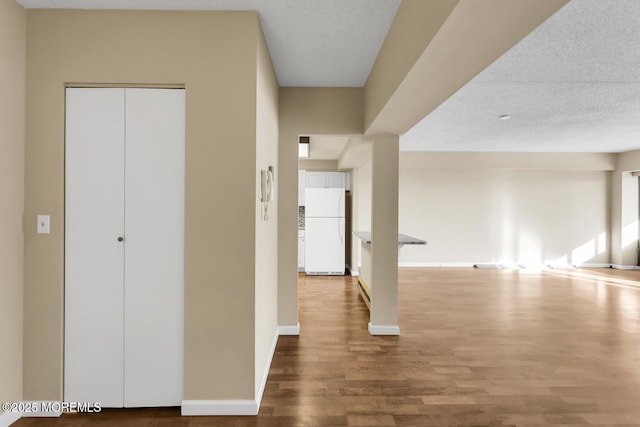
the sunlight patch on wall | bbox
[621,220,638,248]
[517,232,542,267]
[571,239,596,266]
[597,232,607,255]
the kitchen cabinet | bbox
[65,88,184,408]
[298,230,305,270]
[305,171,349,190]
[325,172,347,189]
[305,171,324,188]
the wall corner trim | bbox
[278,323,300,336]
[0,410,22,427]
[368,323,400,336]
[256,329,279,410]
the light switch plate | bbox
[37,215,50,234]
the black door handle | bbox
[117,236,124,242]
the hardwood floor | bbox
[14,268,640,426]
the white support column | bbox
[369,134,399,335]
[611,171,640,269]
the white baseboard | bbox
[398,262,474,268]
[347,265,359,276]
[278,323,300,336]
[398,262,620,270]
[255,329,278,412]
[0,411,22,427]
[546,263,577,270]
[579,263,612,268]
[611,264,640,270]
[368,322,400,336]
[181,399,257,416]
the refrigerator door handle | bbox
[339,191,344,218]
[339,218,344,245]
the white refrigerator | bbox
[304,188,345,275]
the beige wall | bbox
[356,153,613,268]
[278,88,363,327]
[298,159,339,171]
[618,150,640,171]
[254,24,279,395]
[0,0,26,412]
[25,10,265,401]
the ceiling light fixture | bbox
[298,136,310,158]
[499,114,511,120]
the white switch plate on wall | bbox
[37,215,50,234]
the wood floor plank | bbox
[13,268,640,426]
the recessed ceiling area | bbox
[16,0,401,88]
[401,0,640,153]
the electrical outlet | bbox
[37,215,50,234]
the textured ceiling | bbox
[16,0,400,87]
[401,0,640,153]
[20,0,635,155]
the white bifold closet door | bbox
[65,88,185,408]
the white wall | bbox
[354,153,615,268]
[399,168,610,267]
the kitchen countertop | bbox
[353,231,426,245]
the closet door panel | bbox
[123,88,185,407]
[64,88,126,407]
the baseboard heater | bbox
[357,278,371,310]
